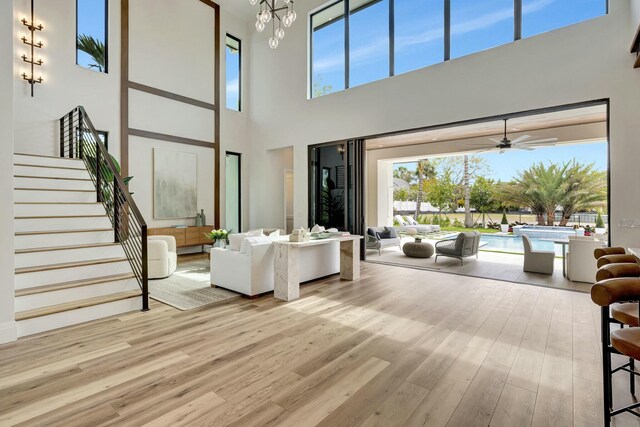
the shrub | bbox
[418,214,432,224]
[501,211,509,225]
[440,217,451,227]
[453,219,463,228]
[595,211,605,229]
[393,218,401,226]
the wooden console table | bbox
[148,226,213,248]
[272,235,363,301]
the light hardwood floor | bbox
[0,262,638,426]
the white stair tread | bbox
[14,175,92,181]
[15,214,107,219]
[15,152,83,160]
[15,188,94,192]
[16,228,113,236]
[14,163,87,171]
[15,242,119,254]
[15,257,128,274]
[15,290,142,321]
[15,273,136,296]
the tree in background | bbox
[436,156,490,228]
[425,169,456,219]
[470,176,500,228]
[414,159,436,219]
[312,76,333,97]
[558,161,607,226]
[499,160,606,226]
[77,34,106,72]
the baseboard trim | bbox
[0,320,18,344]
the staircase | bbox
[13,152,143,337]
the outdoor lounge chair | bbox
[366,227,401,255]
[435,231,481,265]
[394,215,441,234]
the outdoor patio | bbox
[366,235,588,293]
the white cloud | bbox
[226,78,239,96]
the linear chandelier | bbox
[250,0,296,49]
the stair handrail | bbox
[59,106,149,311]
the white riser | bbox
[15,278,140,312]
[14,154,85,169]
[17,296,142,337]
[14,165,91,179]
[15,216,111,232]
[16,260,133,289]
[14,177,95,191]
[15,230,114,250]
[16,245,125,269]
[14,203,105,217]
[15,189,96,203]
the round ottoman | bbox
[402,242,434,258]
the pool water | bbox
[480,234,562,256]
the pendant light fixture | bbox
[250,0,296,49]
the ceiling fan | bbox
[479,119,558,154]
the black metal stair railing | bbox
[59,106,149,311]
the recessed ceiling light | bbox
[378,144,383,147]
[511,128,520,131]
[432,138,438,141]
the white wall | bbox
[13,0,121,158]
[129,137,215,227]
[250,146,294,229]
[220,9,252,232]
[0,0,17,344]
[128,0,217,228]
[248,0,640,249]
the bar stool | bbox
[595,247,639,268]
[591,277,640,425]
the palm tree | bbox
[558,161,606,226]
[414,159,435,220]
[77,34,106,72]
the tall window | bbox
[451,0,513,59]
[394,0,444,75]
[310,0,606,97]
[349,0,389,88]
[225,152,242,233]
[311,1,345,98]
[522,0,607,38]
[76,0,108,73]
[226,35,241,111]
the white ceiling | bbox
[366,105,607,150]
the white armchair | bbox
[566,236,602,283]
[522,235,555,275]
[148,235,177,279]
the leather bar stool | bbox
[595,247,639,269]
[591,277,640,425]
[594,248,640,328]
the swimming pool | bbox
[480,234,562,256]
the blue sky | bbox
[226,41,241,111]
[76,0,107,71]
[312,0,605,95]
[394,141,608,182]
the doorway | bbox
[225,152,241,233]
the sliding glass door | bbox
[225,152,241,233]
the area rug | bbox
[150,258,239,310]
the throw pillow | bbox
[247,229,263,237]
[228,233,247,251]
[384,226,397,238]
[240,235,272,254]
[269,229,282,241]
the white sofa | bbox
[566,236,602,283]
[148,235,178,279]
[210,237,340,297]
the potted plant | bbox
[205,229,230,248]
[595,211,606,234]
[500,211,509,233]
